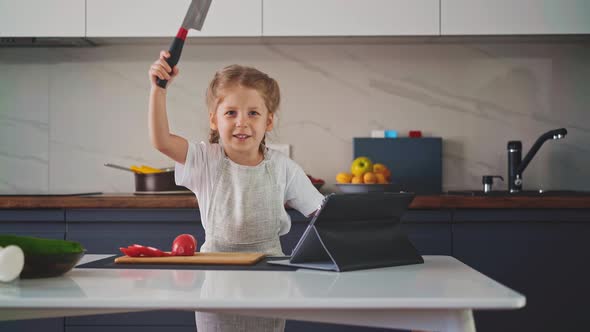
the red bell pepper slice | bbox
[119,247,131,256]
[145,246,170,257]
[120,246,141,257]
[131,244,170,257]
[130,244,152,256]
[120,244,171,257]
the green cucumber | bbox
[0,234,84,255]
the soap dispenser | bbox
[482,175,504,193]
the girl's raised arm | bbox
[148,51,188,164]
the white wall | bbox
[1,40,589,193]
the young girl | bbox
[148,51,325,332]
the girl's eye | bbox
[225,110,236,116]
[248,111,260,116]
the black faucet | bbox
[507,128,567,192]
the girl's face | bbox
[210,85,274,161]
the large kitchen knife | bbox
[156,0,213,89]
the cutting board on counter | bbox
[114,252,266,265]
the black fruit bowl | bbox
[20,250,86,279]
[335,183,398,193]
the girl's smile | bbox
[232,133,252,141]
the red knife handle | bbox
[156,28,188,89]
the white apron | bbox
[196,154,286,332]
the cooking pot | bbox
[105,164,190,194]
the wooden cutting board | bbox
[114,252,266,265]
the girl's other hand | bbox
[149,50,180,89]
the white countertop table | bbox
[0,255,525,332]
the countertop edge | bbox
[1,194,590,209]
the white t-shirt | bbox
[175,141,325,236]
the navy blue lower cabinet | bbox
[286,320,402,332]
[65,311,195,328]
[65,327,195,332]
[0,209,65,239]
[401,210,452,255]
[0,209,66,332]
[453,209,590,332]
[65,208,204,253]
[1,318,64,332]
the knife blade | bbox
[156,0,213,89]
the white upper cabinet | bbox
[441,0,590,35]
[87,0,262,37]
[0,0,85,37]
[263,0,439,36]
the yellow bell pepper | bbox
[130,165,144,174]
[139,165,164,173]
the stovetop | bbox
[0,191,103,197]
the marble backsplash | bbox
[1,39,589,194]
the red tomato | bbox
[171,234,197,256]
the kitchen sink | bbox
[446,190,590,197]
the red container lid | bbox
[409,130,422,138]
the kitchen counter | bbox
[0,193,198,209]
[1,192,590,209]
[0,254,525,332]
[1,197,587,331]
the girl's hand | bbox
[149,50,179,89]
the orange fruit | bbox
[363,172,377,184]
[375,173,388,184]
[336,172,353,184]
[351,175,364,184]
[373,163,391,180]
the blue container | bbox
[384,130,398,138]
[353,137,442,194]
